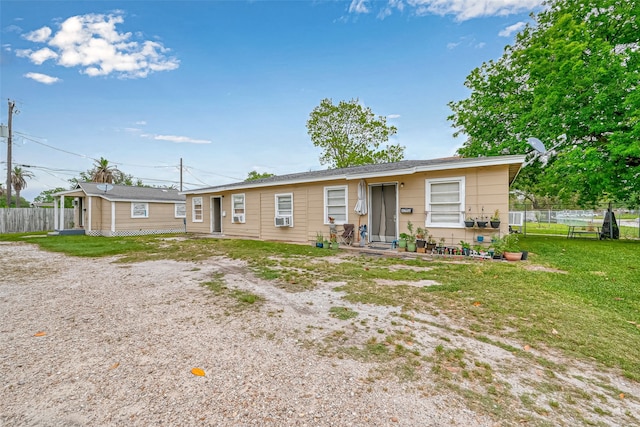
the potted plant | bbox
[405,221,417,252]
[464,217,475,227]
[415,227,427,250]
[426,235,437,252]
[490,209,501,229]
[459,240,471,256]
[316,232,324,248]
[498,234,522,261]
[476,214,488,228]
[330,235,339,250]
[398,233,409,251]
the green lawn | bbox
[3,232,639,381]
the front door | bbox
[211,197,222,233]
[369,184,397,242]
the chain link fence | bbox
[508,203,640,239]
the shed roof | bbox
[183,155,526,195]
[56,183,185,203]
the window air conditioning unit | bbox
[232,215,244,223]
[274,216,292,227]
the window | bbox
[175,203,186,218]
[324,185,348,224]
[192,197,203,222]
[232,194,245,223]
[426,177,465,227]
[131,202,149,218]
[274,193,293,227]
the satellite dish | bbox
[96,183,113,193]
[527,137,547,154]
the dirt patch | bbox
[1,243,637,426]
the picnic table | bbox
[567,225,601,239]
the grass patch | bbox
[329,306,358,320]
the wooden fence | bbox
[0,208,74,234]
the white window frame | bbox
[192,197,203,222]
[231,193,246,224]
[324,185,348,225]
[175,203,186,218]
[131,202,149,219]
[275,192,293,227]
[425,177,465,228]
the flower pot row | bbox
[465,220,501,229]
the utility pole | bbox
[6,100,15,208]
[180,157,183,192]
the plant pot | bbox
[398,239,407,248]
[476,221,488,228]
[490,221,501,229]
[416,239,426,248]
[520,250,528,260]
[462,248,470,256]
[407,242,417,252]
[465,220,475,227]
[426,243,436,251]
[331,242,339,250]
[476,236,484,242]
[503,251,523,261]
[323,241,330,249]
[316,242,323,248]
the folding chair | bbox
[339,224,355,246]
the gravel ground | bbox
[1,242,638,426]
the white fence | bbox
[0,208,74,233]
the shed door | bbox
[370,184,397,242]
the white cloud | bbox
[360,0,544,21]
[5,24,23,34]
[135,121,147,125]
[349,0,370,14]
[388,114,401,119]
[22,26,52,42]
[447,41,461,49]
[499,21,526,37]
[141,134,211,144]
[24,72,61,84]
[17,13,179,79]
[28,47,58,64]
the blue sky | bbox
[1,0,543,201]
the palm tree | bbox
[90,157,116,183]
[11,166,34,207]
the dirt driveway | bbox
[1,242,638,426]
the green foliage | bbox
[245,170,275,181]
[70,157,143,186]
[33,187,74,207]
[306,98,404,168]
[448,0,640,206]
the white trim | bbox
[231,193,246,224]
[274,192,293,227]
[324,185,348,225]
[87,197,92,232]
[131,202,149,218]
[111,202,116,232]
[192,196,203,222]
[60,196,65,229]
[425,176,465,228]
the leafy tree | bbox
[245,171,275,181]
[11,166,34,207]
[448,0,640,206]
[33,187,74,208]
[70,157,143,186]
[307,98,404,169]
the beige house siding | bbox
[184,160,519,247]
